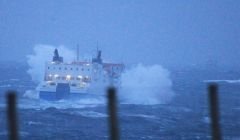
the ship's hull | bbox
[39,91,62,101]
[39,91,104,101]
[38,83,104,101]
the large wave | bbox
[120,64,174,105]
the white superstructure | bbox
[37,49,124,100]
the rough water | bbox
[0,63,240,140]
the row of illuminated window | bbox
[47,66,91,71]
[47,82,87,87]
[46,75,91,81]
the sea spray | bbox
[120,64,174,105]
[27,44,75,83]
[23,90,39,99]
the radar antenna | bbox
[76,44,79,61]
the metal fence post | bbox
[208,84,222,140]
[6,91,18,140]
[107,87,120,140]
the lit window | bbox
[54,74,59,78]
[66,75,71,80]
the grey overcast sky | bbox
[0,0,240,69]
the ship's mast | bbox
[97,41,99,52]
[76,44,79,61]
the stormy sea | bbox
[0,62,240,140]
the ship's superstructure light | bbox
[54,74,59,78]
[77,75,83,79]
[66,75,71,80]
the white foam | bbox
[70,111,107,118]
[202,116,210,124]
[27,121,42,125]
[19,97,105,110]
[124,114,157,119]
[120,64,174,105]
[0,84,11,88]
[23,90,39,99]
[204,80,240,83]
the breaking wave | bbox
[120,64,174,105]
[204,79,240,84]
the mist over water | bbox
[25,45,174,105]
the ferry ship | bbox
[37,48,124,100]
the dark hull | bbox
[39,83,104,101]
[39,91,103,101]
